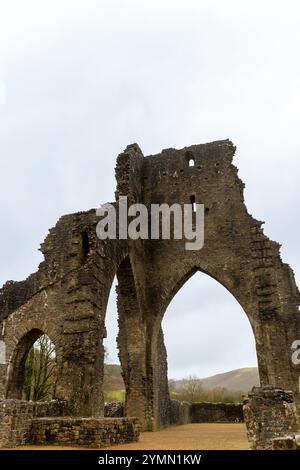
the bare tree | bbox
[169,378,243,403]
[24,334,56,401]
[180,375,203,402]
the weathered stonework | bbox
[0,399,67,447]
[105,400,244,425]
[243,386,299,449]
[104,401,124,418]
[29,417,139,448]
[0,140,299,443]
[169,400,191,426]
[0,399,139,448]
[190,402,243,423]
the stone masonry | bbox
[243,386,299,449]
[190,402,243,423]
[0,140,299,444]
[29,417,139,448]
[0,399,139,448]
[0,399,67,447]
[108,400,244,424]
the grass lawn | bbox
[105,389,125,401]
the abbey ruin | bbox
[0,140,299,448]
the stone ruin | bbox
[0,140,299,448]
[243,386,299,449]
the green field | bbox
[105,389,125,401]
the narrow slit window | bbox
[185,150,195,167]
[81,231,90,262]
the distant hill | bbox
[200,367,259,393]
[104,364,260,395]
[104,364,124,391]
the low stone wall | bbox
[104,400,243,426]
[168,400,243,425]
[32,400,68,417]
[0,399,35,447]
[29,417,139,448]
[169,400,190,425]
[104,401,124,418]
[0,399,139,448]
[243,386,299,450]
[0,399,67,447]
[190,402,243,423]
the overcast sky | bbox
[1,1,300,379]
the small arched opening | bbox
[6,329,57,401]
[185,150,195,168]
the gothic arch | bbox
[149,264,260,428]
[6,328,56,399]
[158,264,254,325]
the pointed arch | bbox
[162,270,258,379]
[161,264,252,322]
[6,328,56,400]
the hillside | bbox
[104,364,124,390]
[201,367,259,392]
[104,364,260,395]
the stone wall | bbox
[29,417,139,448]
[104,399,243,426]
[0,399,139,448]
[169,401,243,425]
[104,401,124,417]
[33,400,68,417]
[0,400,35,447]
[169,400,191,425]
[0,399,67,447]
[243,387,299,450]
[190,402,244,423]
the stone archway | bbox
[149,266,259,428]
[118,140,300,429]
[0,140,299,435]
[145,243,300,428]
[6,328,55,400]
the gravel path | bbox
[103,423,249,450]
